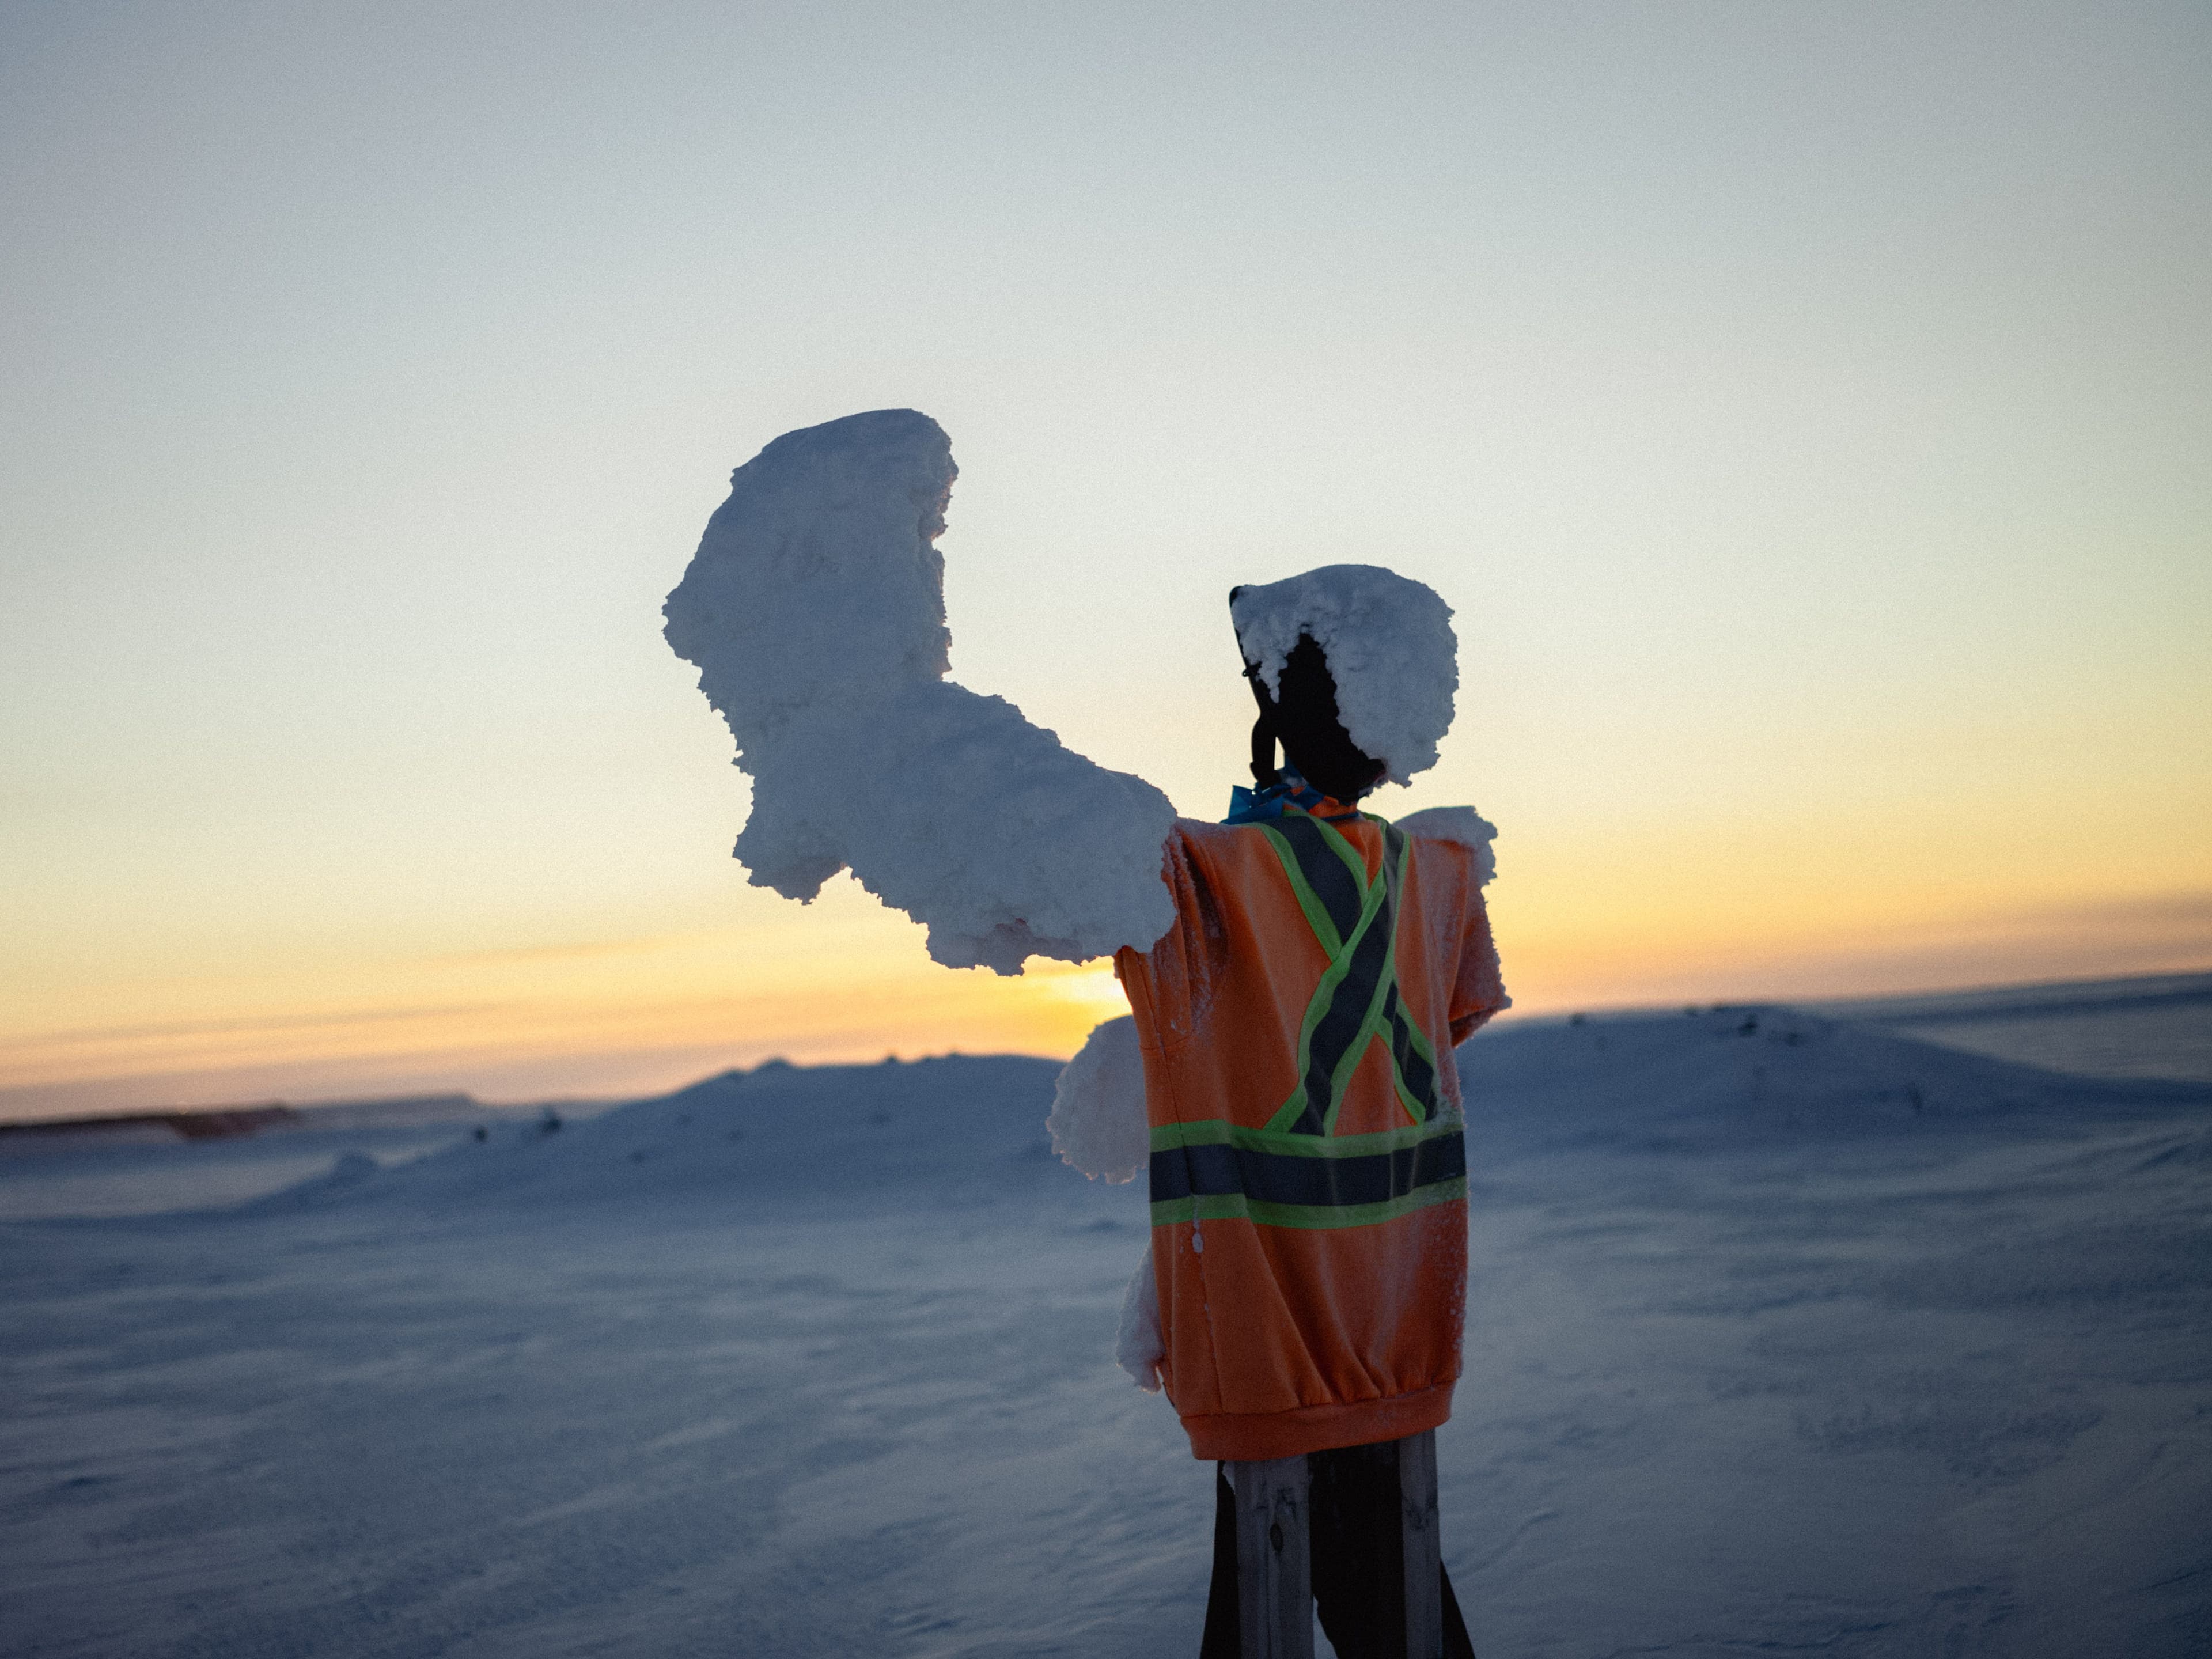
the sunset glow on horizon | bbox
[3,3,2206,1120]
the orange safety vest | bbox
[1116,799,1506,1461]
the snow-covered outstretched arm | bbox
[663,410,1176,974]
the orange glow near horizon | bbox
[7,865,2206,1122]
[6,661,2207,1123]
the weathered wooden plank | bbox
[1399,1429,1443,1659]
[1229,1453,1314,1659]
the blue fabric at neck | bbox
[1223,769,1331,824]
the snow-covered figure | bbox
[666,412,1504,1657]
[1102,570,1505,1658]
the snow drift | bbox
[663,410,1177,973]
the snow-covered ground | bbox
[4,994,2208,1657]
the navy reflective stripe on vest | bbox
[1269,814,1364,944]
[1262,813,1442,1134]
[1150,1129,1465,1210]
[1380,982,1439,1118]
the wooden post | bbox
[1399,1429,1443,1659]
[1228,1454,1313,1659]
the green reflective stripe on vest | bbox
[1256,810,1444,1136]
[1150,1115,1461,1157]
[1383,981,1443,1125]
[1263,817,1393,1135]
[1150,1179,1467,1232]
[1256,818,1360,957]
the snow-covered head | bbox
[1229,564,1459,790]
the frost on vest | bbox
[662,408,1179,974]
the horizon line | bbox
[7,963,2203,1130]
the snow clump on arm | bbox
[1046,1014,1148,1183]
[663,410,1177,974]
[1396,805,1499,887]
[1115,1243,1165,1392]
[1050,1017,1162,1392]
[1229,565,1458,785]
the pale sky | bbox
[3,1,2207,1118]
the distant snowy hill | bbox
[255,1005,2205,1215]
[253,1052,1067,1213]
[1459,1002,2206,1149]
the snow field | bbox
[3,1012,2208,1657]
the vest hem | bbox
[1178,1380,1456,1461]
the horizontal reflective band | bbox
[1150,1127,1464,1213]
[1150,1179,1467,1232]
[1151,1118,1459,1157]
